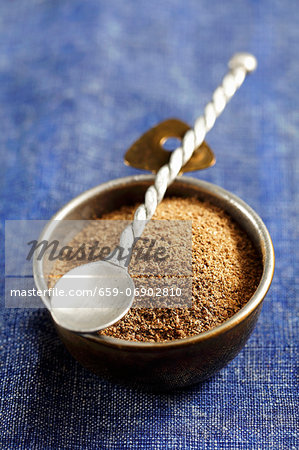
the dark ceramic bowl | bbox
[34,175,274,390]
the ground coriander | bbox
[49,197,262,342]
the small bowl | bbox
[34,175,274,390]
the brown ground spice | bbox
[49,197,262,342]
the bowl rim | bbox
[34,175,275,349]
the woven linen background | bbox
[0,0,298,448]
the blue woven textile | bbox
[1,0,298,448]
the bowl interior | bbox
[34,175,274,346]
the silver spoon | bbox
[51,53,257,332]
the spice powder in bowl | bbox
[49,197,262,343]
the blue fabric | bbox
[1,0,298,448]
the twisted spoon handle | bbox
[116,53,257,262]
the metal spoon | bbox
[51,53,257,333]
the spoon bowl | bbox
[51,260,135,333]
